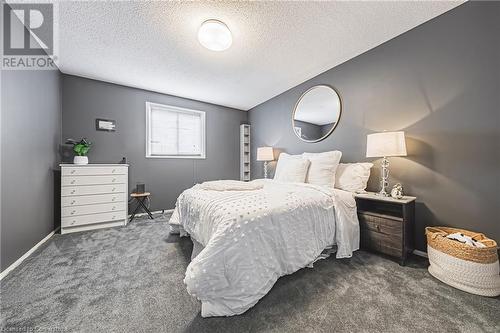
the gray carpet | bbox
[1,214,498,333]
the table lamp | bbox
[366,131,407,196]
[256,147,274,179]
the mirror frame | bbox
[291,84,342,143]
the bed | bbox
[168,178,360,317]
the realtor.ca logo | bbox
[2,3,57,69]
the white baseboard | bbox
[413,249,428,258]
[0,227,59,280]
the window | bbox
[146,102,206,159]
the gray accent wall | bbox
[249,2,500,251]
[61,75,247,212]
[1,69,62,271]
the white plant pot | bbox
[73,156,89,165]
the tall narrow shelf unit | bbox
[240,124,251,181]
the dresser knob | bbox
[71,180,75,184]
[71,210,76,215]
[112,188,116,191]
[112,206,116,210]
[71,220,76,225]
[112,215,116,219]
[71,190,75,194]
[111,197,116,201]
[111,178,116,182]
[70,170,75,174]
[112,169,116,173]
[71,200,75,205]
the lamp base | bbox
[263,161,269,179]
[379,157,390,196]
[377,189,390,197]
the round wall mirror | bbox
[292,85,342,142]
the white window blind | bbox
[146,102,206,158]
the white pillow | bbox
[335,163,373,192]
[302,151,342,187]
[274,153,311,183]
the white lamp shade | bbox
[256,147,274,161]
[366,131,407,158]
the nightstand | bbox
[354,192,416,266]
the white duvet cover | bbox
[169,179,359,317]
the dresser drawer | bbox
[62,175,127,187]
[62,202,126,217]
[62,193,124,207]
[358,212,402,236]
[62,184,126,196]
[62,166,127,176]
[62,211,126,228]
[361,230,402,258]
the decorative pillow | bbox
[302,151,342,187]
[335,163,373,192]
[274,153,311,183]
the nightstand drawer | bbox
[358,212,402,236]
[361,230,402,258]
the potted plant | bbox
[66,138,92,165]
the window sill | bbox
[145,154,206,159]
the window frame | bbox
[145,102,206,159]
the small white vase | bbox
[73,156,89,165]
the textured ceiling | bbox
[53,1,464,110]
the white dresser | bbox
[60,164,129,234]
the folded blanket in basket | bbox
[446,233,486,248]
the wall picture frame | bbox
[95,118,116,132]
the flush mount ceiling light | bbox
[198,19,232,51]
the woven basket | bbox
[426,227,498,263]
[425,227,500,297]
